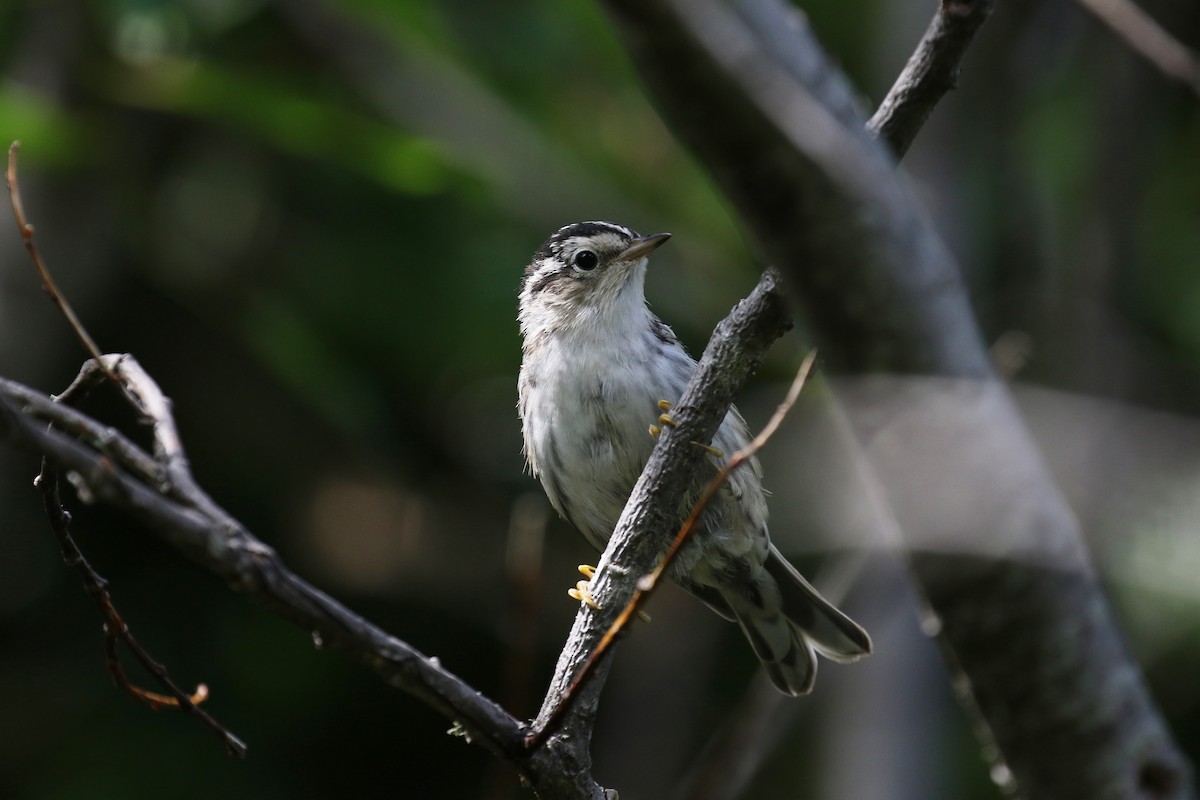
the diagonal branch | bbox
[605,0,993,377]
[36,457,246,756]
[0,365,608,799]
[597,0,1194,796]
[867,0,995,158]
[7,142,115,382]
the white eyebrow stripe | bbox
[576,220,635,238]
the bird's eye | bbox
[572,250,599,271]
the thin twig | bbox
[2,161,245,757]
[0,380,561,791]
[35,457,247,757]
[1075,0,1200,98]
[867,0,996,158]
[5,142,116,382]
[528,351,817,748]
[45,369,248,756]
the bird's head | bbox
[518,221,671,340]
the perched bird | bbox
[517,221,870,694]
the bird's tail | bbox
[721,546,871,696]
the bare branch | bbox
[36,457,246,757]
[597,0,1194,795]
[605,0,993,376]
[62,355,245,528]
[0,365,618,799]
[867,0,996,158]
[6,142,115,382]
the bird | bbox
[516,220,870,695]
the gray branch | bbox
[0,360,604,800]
[597,0,1194,796]
[867,0,995,158]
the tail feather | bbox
[713,546,870,695]
[764,545,872,662]
[727,600,817,696]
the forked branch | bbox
[36,457,245,756]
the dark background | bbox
[1,0,1198,797]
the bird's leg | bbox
[650,400,725,458]
[567,564,600,609]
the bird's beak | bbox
[616,232,671,263]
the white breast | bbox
[520,323,679,548]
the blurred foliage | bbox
[0,0,1198,798]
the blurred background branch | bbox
[600,0,1193,795]
[1075,0,1200,98]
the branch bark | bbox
[867,0,995,158]
[0,360,604,800]
[598,0,1194,796]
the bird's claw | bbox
[568,564,600,609]
[657,400,676,428]
[648,401,725,458]
[649,400,677,439]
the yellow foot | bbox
[648,401,725,458]
[567,564,600,609]
[649,400,677,439]
[657,399,676,428]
